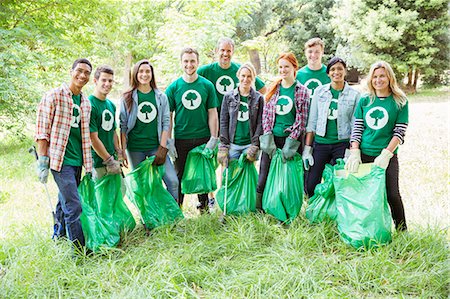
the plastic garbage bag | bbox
[305,164,337,223]
[79,174,120,252]
[333,161,393,250]
[126,156,184,229]
[262,149,304,223]
[181,144,218,194]
[216,153,257,215]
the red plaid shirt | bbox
[262,81,310,140]
[35,83,93,172]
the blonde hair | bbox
[237,62,256,88]
[367,61,407,108]
[265,52,299,102]
[304,37,324,51]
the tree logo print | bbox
[181,89,202,110]
[328,99,338,120]
[365,106,389,130]
[101,109,114,131]
[275,96,294,115]
[137,102,157,123]
[215,75,235,95]
[237,101,249,122]
[70,104,81,128]
[304,78,322,96]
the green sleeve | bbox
[354,96,367,119]
[396,100,409,124]
[166,84,175,112]
[206,82,219,109]
[112,102,117,130]
[89,105,99,133]
[197,65,207,77]
[255,76,265,91]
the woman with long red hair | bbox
[257,52,310,209]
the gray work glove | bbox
[36,156,50,184]
[167,138,178,161]
[217,146,229,166]
[345,148,361,173]
[302,145,314,170]
[259,133,276,159]
[246,145,259,162]
[281,137,301,163]
[374,149,393,169]
[202,136,219,158]
[103,155,121,174]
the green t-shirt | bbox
[233,95,251,145]
[89,95,117,168]
[63,94,83,166]
[296,65,330,97]
[127,90,159,151]
[197,62,265,109]
[167,76,219,140]
[315,87,346,145]
[354,95,409,156]
[273,83,296,137]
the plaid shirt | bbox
[35,83,93,172]
[262,81,310,140]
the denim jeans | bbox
[229,143,253,160]
[127,148,179,201]
[51,165,85,247]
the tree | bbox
[219,77,232,92]
[185,92,197,107]
[141,104,153,120]
[277,97,289,113]
[239,104,249,119]
[104,112,112,122]
[370,109,384,126]
[329,101,337,117]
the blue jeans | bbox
[229,143,254,160]
[127,149,179,201]
[51,165,85,247]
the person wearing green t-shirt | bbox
[35,58,93,248]
[346,61,409,231]
[296,37,331,98]
[119,59,178,202]
[303,57,360,197]
[166,47,219,212]
[89,66,122,179]
[197,38,266,112]
[218,62,264,210]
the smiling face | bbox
[278,58,295,81]
[94,72,114,97]
[137,64,152,87]
[371,67,390,94]
[181,52,199,76]
[305,44,323,68]
[217,42,234,68]
[70,63,91,91]
[238,67,253,90]
[328,62,346,84]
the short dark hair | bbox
[180,47,199,61]
[72,58,92,71]
[94,65,114,79]
[326,57,346,74]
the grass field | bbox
[0,89,448,298]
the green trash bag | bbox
[126,156,184,229]
[95,174,136,233]
[333,161,393,250]
[305,164,337,224]
[181,144,218,194]
[216,153,257,215]
[262,149,304,223]
[79,175,120,252]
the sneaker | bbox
[208,198,216,213]
[196,202,207,214]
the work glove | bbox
[373,149,393,169]
[259,133,276,159]
[103,155,122,174]
[281,137,301,163]
[302,145,314,170]
[36,155,50,184]
[202,136,219,158]
[153,145,169,166]
[167,138,178,161]
[246,145,259,162]
[344,148,361,173]
[217,146,229,166]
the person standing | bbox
[303,57,360,197]
[296,38,331,98]
[119,59,179,201]
[346,61,409,231]
[35,58,93,250]
[89,65,122,179]
[166,47,219,212]
[258,52,310,200]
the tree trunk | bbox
[413,67,420,93]
[124,52,133,87]
[407,66,413,88]
[248,49,262,75]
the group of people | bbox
[35,37,409,250]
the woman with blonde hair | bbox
[119,59,179,201]
[257,52,310,206]
[346,60,409,230]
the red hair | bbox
[265,52,299,102]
